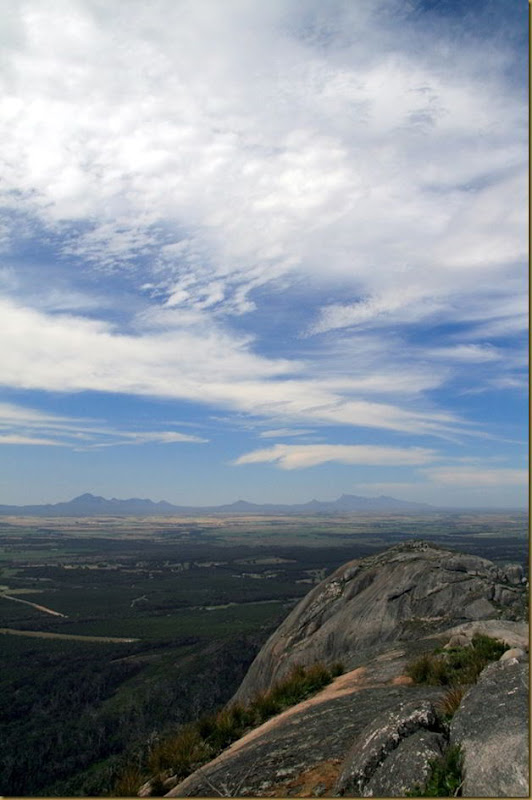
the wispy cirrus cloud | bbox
[233,443,437,470]
[0,402,207,449]
[259,428,314,438]
[422,466,528,487]
[0,298,475,439]
[0,434,65,446]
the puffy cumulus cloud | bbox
[0,0,525,331]
[0,401,207,449]
[423,466,528,487]
[233,443,437,470]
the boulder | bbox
[499,647,527,663]
[501,564,525,585]
[334,697,444,796]
[450,659,529,797]
[363,729,446,797]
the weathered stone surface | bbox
[501,564,525,585]
[462,597,495,619]
[450,659,529,797]
[363,729,446,798]
[233,541,526,703]
[499,647,527,663]
[138,779,153,797]
[444,633,470,649]
[334,698,443,796]
[436,619,529,650]
[166,678,444,797]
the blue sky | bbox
[0,0,527,507]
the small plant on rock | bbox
[436,686,465,721]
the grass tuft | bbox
[146,724,208,778]
[435,686,465,721]
[113,763,145,797]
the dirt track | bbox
[0,627,138,642]
[1,592,67,617]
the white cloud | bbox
[0,0,525,333]
[259,428,314,438]
[0,434,65,446]
[0,298,474,438]
[426,344,502,363]
[80,430,207,449]
[488,376,528,391]
[423,466,528,487]
[233,443,437,470]
[0,401,207,449]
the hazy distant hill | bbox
[0,492,434,516]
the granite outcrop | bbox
[159,541,528,798]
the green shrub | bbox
[268,662,331,708]
[406,635,508,688]
[470,633,507,660]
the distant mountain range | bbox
[0,492,435,516]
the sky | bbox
[0,0,527,508]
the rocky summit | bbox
[160,541,528,798]
[233,540,526,703]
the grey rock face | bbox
[334,698,444,796]
[363,729,446,798]
[233,541,526,703]
[166,680,444,798]
[450,659,530,797]
[501,564,525,585]
[499,647,527,663]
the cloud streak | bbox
[423,466,528,488]
[0,298,475,439]
[234,443,437,470]
[0,402,207,449]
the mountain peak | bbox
[0,492,438,517]
[70,493,105,503]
